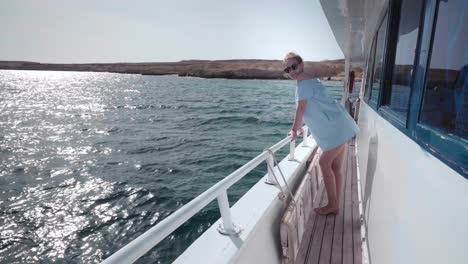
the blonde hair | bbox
[283,52,303,64]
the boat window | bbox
[419,0,468,140]
[384,0,424,120]
[363,37,377,101]
[369,15,389,106]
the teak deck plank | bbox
[351,143,362,264]
[318,210,336,264]
[330,151,347,264]
[342,145,354,264]
[296,142,362,264]
[295,182,326,264]
[306,192,328,264]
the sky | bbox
[0,0,344,63]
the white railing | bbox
[101,127,309,264]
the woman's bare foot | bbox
[314,205,339,215]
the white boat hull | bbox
[356,101,468,264]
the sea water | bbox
[0,70,357,263]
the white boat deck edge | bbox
[173,138,317,264]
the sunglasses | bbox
[284,64,299,73]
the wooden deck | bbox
[295,142,362,264]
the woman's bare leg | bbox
[315,144,345,215]
[332,144,347,204]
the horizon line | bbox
[0,58,346,65]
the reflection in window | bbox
[420,0,468,139]
[370,15,388,105]
[387,0,423,119]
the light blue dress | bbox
[296,79,359,151]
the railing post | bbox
[216,190,241,236]
[289,140,295,160]
[302,127,309,146]
[265,151,277,185]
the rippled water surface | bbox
[0,70,350,263]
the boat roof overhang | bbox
[320,0,385,68]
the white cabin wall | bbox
[356,102,468,264]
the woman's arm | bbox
[288,99,307,141]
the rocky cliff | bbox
[0,59,361,80]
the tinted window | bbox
[419,0,468,139]
[386,0,423,119]
[370,15,388,105]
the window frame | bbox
[378,0,425,130]
[363,36,377,103]
[366,0,468,177]
[412,0,468,176]
[368,14,390,110]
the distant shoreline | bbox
[0,59,361,81]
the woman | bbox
[284,52,359,215]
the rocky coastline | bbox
[0,59,361,81]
